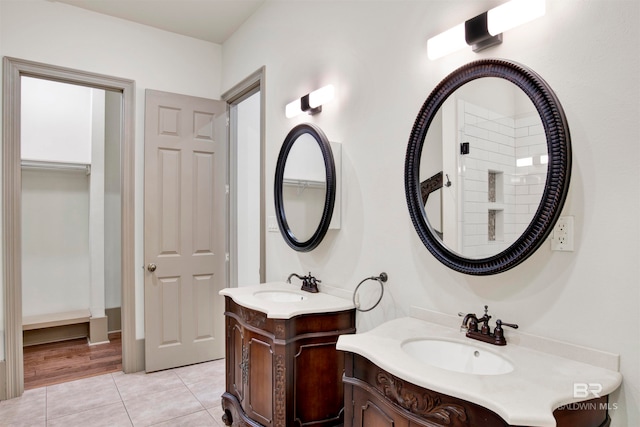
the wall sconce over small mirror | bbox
[285,85,335,118]
[427,0,545,60]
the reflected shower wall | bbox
[455,99,546,258]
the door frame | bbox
[222,67,266,286]
[2,57,137,399]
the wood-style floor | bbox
[23,332,122,390]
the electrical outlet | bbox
[551,216,574,251]
[267,215,279,232]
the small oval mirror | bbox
[275,123,336,252]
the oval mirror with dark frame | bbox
[405,59,571,275]
[275,123,336,252]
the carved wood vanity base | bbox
[222,297,354,427]
[342,353,611,427]
[222,392,264,427]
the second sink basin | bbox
[401,339,514,375]
[253,290,308,302]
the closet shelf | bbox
[282,177,326,189]
[21,159,91,175]
[22,309,91,331]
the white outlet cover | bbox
[551,216,574,251]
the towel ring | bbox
[352,272,388,312]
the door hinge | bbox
[226,115,230,127]
[225,253,230,262]
[225,184,230,195]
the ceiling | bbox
[55,0,266,44]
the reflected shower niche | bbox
[457,97,546,258]
[422,83,549,260]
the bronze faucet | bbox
[287,272,320,293]
[459,305,518,346]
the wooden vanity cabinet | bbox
[221,297,356,427]
[342,353,612,427]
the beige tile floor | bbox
[0,358,227,426]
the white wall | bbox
[21,169,91,317]
[89,89,106,319]
[20,81,116,321]
[105,91,122,309]
[221,1,640,425]
[21,80,96,318]
[21,77,92,164]
[0,0,222,340]
[236,92,262,286]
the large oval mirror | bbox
[275,123,336,252]
[405,59,571,275]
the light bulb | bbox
[308,85,334,109]
[285,99,302,118]
[487,0,545,36]
[427,23,467,60]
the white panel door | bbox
[144,89,227,372]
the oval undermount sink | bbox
[401,339,514,375]
[253,290,308,302]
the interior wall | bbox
[0,0,222,340]
[89,88,106,319]
[104,91,122,309]
[21,170,90,317]
[21,80,95,318]
[236,92,261,286]
[21,77,92,164]
[221,1,640,425]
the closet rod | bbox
[21,160,91,175]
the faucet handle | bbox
[495,319,518,330]
[492,319,518,345]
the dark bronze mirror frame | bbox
[405,59,572,275]
[275,123,336,252]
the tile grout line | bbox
[175,363,225,426]
[111,372,135,426]
[175,370,212,423]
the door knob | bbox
[147,263,157,272]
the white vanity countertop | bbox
[336,316,622,427]
[219,282,354,319]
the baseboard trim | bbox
[0,360,6,401]
[89,316,108,344]
[135,338,145,372]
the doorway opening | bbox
[20,77,122,389]
[223,67,266,287]
[2,57,136,399]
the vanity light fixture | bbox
[285,84,335,118]
[427,0,545,60]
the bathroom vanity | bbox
[220,283,355,427]
[337,311,622,427]
[343,354,610,427]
